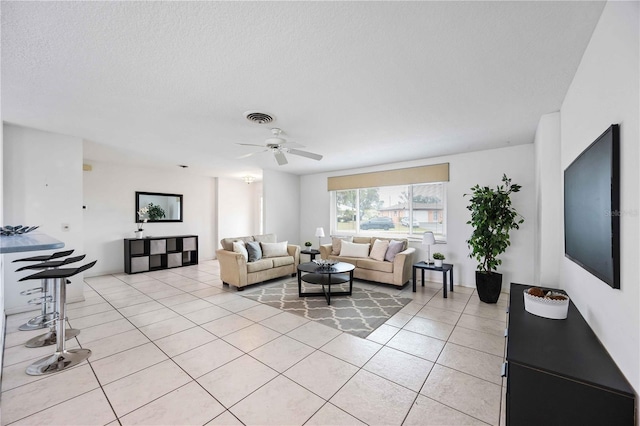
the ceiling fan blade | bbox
[274,150,288,165]
[279,140,305,149]
[237,149,268,159]
[236,143,266,147]
[288,148,323,161]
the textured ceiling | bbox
[2,1,605,178]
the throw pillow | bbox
[369,239,390,261]
[339,241,371,258]
[384,240,405,262]
[232,241,249,262]
[253,234,277,244]
[246,241,262,262]
[331,236,354,255]
[261,241,289,258]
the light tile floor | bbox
[2,260,509,425]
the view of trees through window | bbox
[334,183,446,238]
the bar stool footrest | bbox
[27,296,53,306]
[18,313,57,331]
[20,287,44,296]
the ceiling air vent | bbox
[244,111,274,124]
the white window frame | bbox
[330,182,447,241]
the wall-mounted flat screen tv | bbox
[564,124,620,289]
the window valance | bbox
[327,163,449,191]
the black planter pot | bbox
[475,271,503,304]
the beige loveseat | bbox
[319,236,415,287]
[216,233,300,291]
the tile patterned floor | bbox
[2,260,509,425]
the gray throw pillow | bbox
[246,241,262,262]
[384,240,405,262]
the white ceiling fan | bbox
[236,128,323,166]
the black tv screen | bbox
[564,124,620,289]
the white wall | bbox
[217,177,257,245]
[534,112,562,287]
[263,169,300,245]
[83,161,216,275]
[0,118,4,363]
[300,144,536,289]
[559,1,639,393]
[3,124,85,313]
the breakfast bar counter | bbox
[0,233,65,254]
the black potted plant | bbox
[465,174,524,303]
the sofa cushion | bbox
[331,236,353,255]
[385,240,405,262]
[247,258,274,273]
[353,236,373,245]
[233,241,249,261]
[339,241,370,258]
[272,256,294,268]
[253,233,277,244]
[246,241,262,262]
[357,258,394,273]
[261,241,289,258]
[369,239,390,261]
[221,236,253,251]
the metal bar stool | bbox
[13,249,75,331]
[16,255,86,348]
[20,260,97,376]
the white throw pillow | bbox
[339,241,371,258]
[261,241,289,258]
[331,236,353,255]
[232,241,249,262]
[369,239,390,261]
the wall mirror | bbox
[135,192,183,223]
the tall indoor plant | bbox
[466,174,524,303]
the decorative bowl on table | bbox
[523,287,570,320]
[313,259,338,269]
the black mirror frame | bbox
[135,191,183,223]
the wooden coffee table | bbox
[297,261,355,305]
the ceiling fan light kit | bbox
[236,127,323,166]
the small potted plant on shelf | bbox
[304,241,313,248]
[465,174,524,304]
[432,252,445,268]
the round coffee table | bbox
[297,261,355,305]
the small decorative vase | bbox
[434,259,443,267]
[135,230,144,239]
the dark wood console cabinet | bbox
[506,283,635,425]
[124,235,198,274]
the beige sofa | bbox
[216,233,300,291]
[319,236,415,287]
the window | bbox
[332,182,446,239]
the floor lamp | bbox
[315,227,325,249]
[422,231,436,264]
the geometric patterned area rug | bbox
[241,280,412,338]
